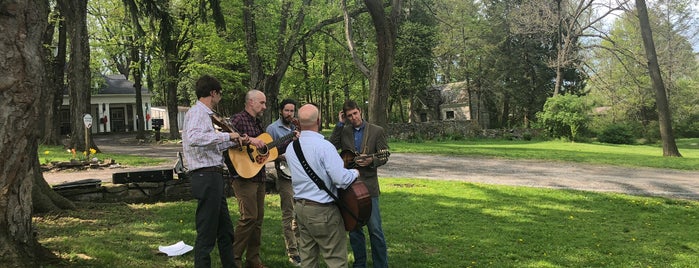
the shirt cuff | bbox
[336,122,344,128]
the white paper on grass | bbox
[158,241,193,256]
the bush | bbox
[535,95,590,141]
[598,124,635,144]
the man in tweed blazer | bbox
[329,100,389,268]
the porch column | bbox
[104,103,111,132]
[144,102,150,130]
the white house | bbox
[60,74,154,134]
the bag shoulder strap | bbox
[292,140,360,221]
[292,140,340,202]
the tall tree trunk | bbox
[41,5,67,145]
[132,43,146,140]
[343,0,402,128]
[60,0,94,152]
[636,0,681,157]
[0,0,59,265]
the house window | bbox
[420,113,427,122]
[445,111,455,120]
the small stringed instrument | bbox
[340,149,391,169]
[227,118,299,178]
[210,112,250,144]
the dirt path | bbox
[43,133,699,201]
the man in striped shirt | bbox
[182,75,246,268]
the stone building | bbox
[411,81,489,128]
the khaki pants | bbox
[232,179,266,267]
[276,176,300,257]
[295,201,348,268]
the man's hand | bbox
[292,130,300,141]
[248,137,266,148]
[354,154,374,167]
[337,111,345,125]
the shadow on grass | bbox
[35,179,699,267]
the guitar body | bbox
[339,180,372,231]
[340,150,359,168]
[227,132,279,178]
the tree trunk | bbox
[0,0,59,265]
[60,0,94,152]
[132,45,146,140]
[636,0,681,157]
[41,5,67,145]
[342,0,402,128]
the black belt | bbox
[295,199,335,207]
[191,166,223,173]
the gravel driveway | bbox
[42,133,699,201]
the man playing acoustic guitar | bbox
[330,100,390,268]
[228,90,269,268]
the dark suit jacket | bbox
[329,121,389,197]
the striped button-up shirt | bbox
[182,101,237,171]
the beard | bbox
[282,116,293,125]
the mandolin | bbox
[340,149,390,169]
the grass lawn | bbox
[35,178,699,267]
[390,138,699,170]
[38,144,168,167]
[35,137,699,266]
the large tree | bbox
[60,0,96,152]
[342,0,403,128]
[0,0,59,265]
[40,4,68,145]
[635,0,681,156]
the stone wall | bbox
[387,121,479,140]
[54,178,197,204]
[387,121,540,140]
[53,171,281,204]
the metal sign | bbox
[83,114,93,129]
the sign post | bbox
[83,114,93,160]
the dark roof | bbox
[99,74,149,94]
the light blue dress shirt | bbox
[287,130,358,203]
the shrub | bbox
[535,95,590,142]
[598,124,634,144]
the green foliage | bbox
[536,94,590,141]
[675,118,699,138]
[598,124,635,145]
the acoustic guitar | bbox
[210,113,297,178]
[339,179,372,231]
[340,149,391,169]
[227,131,296,178]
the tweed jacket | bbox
[329,121,389,197]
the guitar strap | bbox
[292,140,361,222]
[360,124,370,154]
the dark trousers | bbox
[191,170,236,268]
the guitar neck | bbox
[267,131,295,148]
[354,152,379,161]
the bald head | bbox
[244,89,266,117]
[298,104,320,131]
